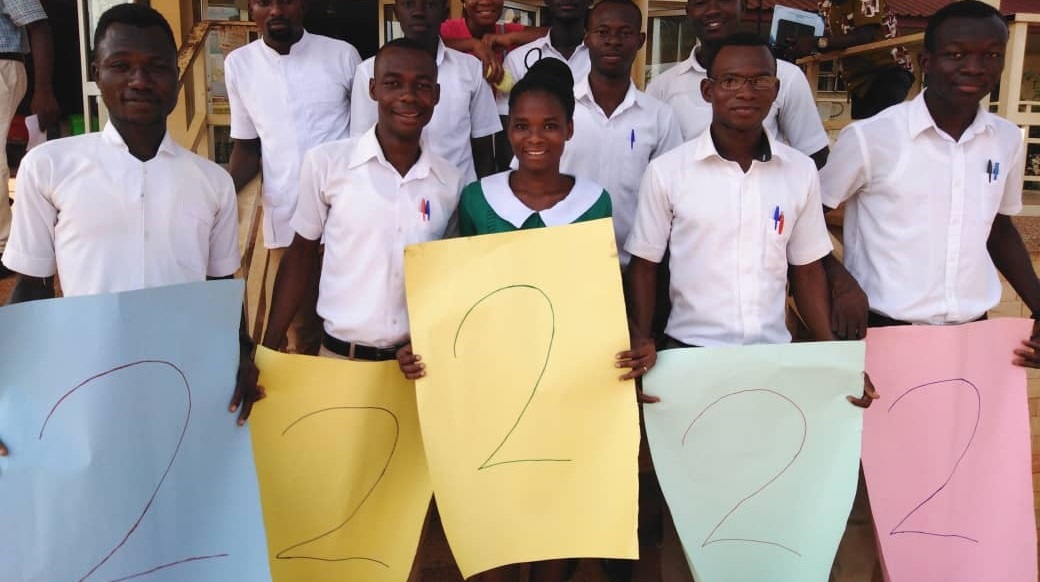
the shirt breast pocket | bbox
[299,82,348,129]
[763,223,790,278]
[174,208,213,278]
[620,142,654,195]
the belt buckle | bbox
[347,342,357,359]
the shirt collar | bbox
[574,76,640,118]
[533,31,587,61]
[348,125,447,184]
[691,126,782,164]
[435,39,447,66]
[481,171,602,228]
[259,30,312,58]
[907,90,995,142]
[673,44,707,76]
[101,121,178,157]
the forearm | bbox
[25,21,54,96]
[822,252,857,295]
[261,235,320,349]
[502,27,548,47]
[443,36,482,54]
[624,257,659,341]
[790,261,835,341]
[6,275,54,304]
[229,139,262,193]
[988,214,1040,314]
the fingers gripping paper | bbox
[403,219,640,577]
[251,347,432,582]
[643,342,865,582]
[862,319,1038,582]
[0,280,272,582]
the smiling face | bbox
[686,0,742,45]
[921,15,1007,110]
[250,0,305,45]
[370,45,439,140]
[586,2,646,79]
[394,0,448,43]
[508,90,573,173]
[463,0,504,29]
[93,23,178,130]
[702,44,778,133]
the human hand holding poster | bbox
[643,342,864,582]
[403,219,640,577]
[251,347,432,582]
[0,280,271,582]
[862,319,1038,582]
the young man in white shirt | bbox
[821,3,1040,579]
[645,0,830,169]
[625,34,874,580]
[503,0,592,89]
[562,0,682,267]
[263,38,463,365]
[225,0,361,355]
[0,4,258,457]
[350,0,499,184]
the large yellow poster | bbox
[404,218,640,577]
[251,347,432,582]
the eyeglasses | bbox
[708,75,779,92]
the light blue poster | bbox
[0,280,272,582]
[643,342,865,582]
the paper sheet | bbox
[863,319,1038,582]
[403,219,640,577]
[643,341,865,582]
[251,347,432,582]
[0,280,271,582]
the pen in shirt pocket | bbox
[630,129,635,150]
[772,205,784,235]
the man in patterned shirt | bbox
[785,0,914,119]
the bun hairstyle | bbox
[508,58,576,120]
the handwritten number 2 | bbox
[453,285,570,470]
[276,406,400,567]
[39,360,227,582]
[887,379,980,543]
[682,389,807,556]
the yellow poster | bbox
[403,218,640,577]
[251,347,432,582]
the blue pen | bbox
[630,129,635,150]
[994,162,1000,180]
[773,205,780,230]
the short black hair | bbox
[374,37,438,74]
[703,32,775,77]
[94,4,177,57]
[588,0,642,27]
[509,57,576,120]
[924,0,1007,52]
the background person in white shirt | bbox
[503,0,591,90]
[645,0,830,169]
[562,0,682,268]
[0,4,259,460]
[263,38,463,365]
[821,3,1040,579]
[350,0,500,184]
[624,36,875,579]
[225,0,361,355]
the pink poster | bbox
[863,318,1037,582]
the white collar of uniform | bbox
[435,39,448,66]
[101,121,178,157]
[480,170,601,228]
[672,44,706,76]
[532,31,587,61]
[574,75,640,118]
[689,126,785,164]
[348,125,449,185]
[907,89,995,143]
[259,30,314,58]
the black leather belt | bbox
[0,53,23,62]
[322,332,401,361]
[867,311,988,328]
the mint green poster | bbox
[643,342,865,582]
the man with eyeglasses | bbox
[625,32,874,581]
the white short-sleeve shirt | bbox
[503,32,591,89]
[224,32,361,248]
[645,49,829,156]
[2,123,240,296]
[292,126,464,348]
[561,77,683,266]
[625,130,833,346]
[820,92,1026,324]
[349,41,501,184]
